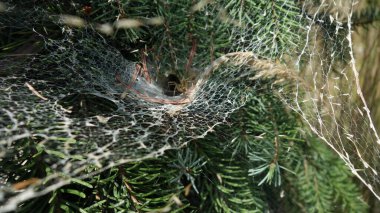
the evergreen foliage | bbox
[10,88,368,212]
[0,0,373,212]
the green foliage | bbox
[9,86,368,212]
[0,0,371,212]
[151,0,231,75]
[191,125,267,212]
[18,159,189,212]
[189,88,368,212]
[282,137,368,213]
[89,0,153,42]
[223,0,301,57]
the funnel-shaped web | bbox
[1,0,380,211]
[0,29,265,211]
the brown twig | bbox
[185,38,198,73]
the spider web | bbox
[290,1,380,200]
[232,0,380,201]
[1,0,380,211]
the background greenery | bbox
[1,0,380,212]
